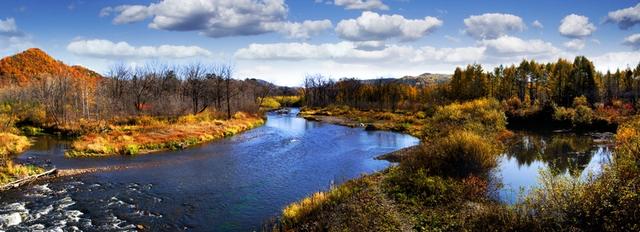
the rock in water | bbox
[1,212,23,227]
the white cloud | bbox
[563,39,585,50]
[0,18,23,37]
[334,0,388,10]
[335,11,442,41]
[108,5,151,25]
[102,0,331,39]
[444,35,460,43]
[606,3,640,30]
[481,36,560,56]
[463,13,525,39]
[558,14,596,38]
[234,41,483,64]
[264,20,333,39]
[592,51,640,72]
[532,20,543,29]
[67,39,213,59]
[623,33,640,50]
[0,18,32,56]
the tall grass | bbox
[0,132,42,185]
[0,132,31,156]
[67,111,265,157]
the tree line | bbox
[303,56,640,112]
[0,63,275,127]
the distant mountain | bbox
[0,48,101,86]
[360,73,451,86]
[245,78,301,95]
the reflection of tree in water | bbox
[504,133,601,177]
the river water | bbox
[496,131,614,203]
[0,109,419,231]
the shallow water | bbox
[496,131,614,204]
[0,109,419,231]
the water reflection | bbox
[498,132,613,203]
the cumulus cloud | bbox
[463,13,525,39]
[592,51,640,72]
[563,39,586,50]
[67,39,213,59]
[558,14,596,38]
[623,33,640,50]
[235,34,567,67]
[334,0,388,10]
[264,20,333,39]
[606,3,640,30]
[99,5,151,24]
[234,41,483,64]
[0,18,23,37]
[0,18,32,56]
[481,36,560,56]
[532,20,543,29]
[335,11,442,41]
[102,0,331,39]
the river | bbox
[496,131,614,203]
[0,109,419,231]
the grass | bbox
[0,132,44,186]
[300,105,428,137]
[0,132,31,156]
[0,160,44,185]
[66,111,265,157]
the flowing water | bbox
[0,109,419,231]
[496,131,614,204]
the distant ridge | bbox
[359,73,451,86]
[0,48,101,86]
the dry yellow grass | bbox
[67,112,265,157]
[0,132,31,156]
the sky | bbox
[0,0,639,86]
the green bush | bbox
[123,144,139,155]
[429,98,506,138]
[573,105,593,125]
[402,130,499,178]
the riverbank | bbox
[0,133,45,185]
[66,112,264,157]
[299,106,427,138]
[274,99,511,231]
[275,99,640,231]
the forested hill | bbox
[0,48,101,86]
[360,73,451,86]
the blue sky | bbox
[1,0,639,86]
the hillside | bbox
[360,73,451,86]
[0,48,101,86]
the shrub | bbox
[123,144,139,155]
[260,97,281,109]
[553,106,575,121]
[573,105,593,125]
[430,98,506,138]
[402,130,499,178]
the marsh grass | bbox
[0,132,31,156]
[66,111,264,157]
[300,105,428,137]
[0,132,43,185]
[0,160,44,185]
